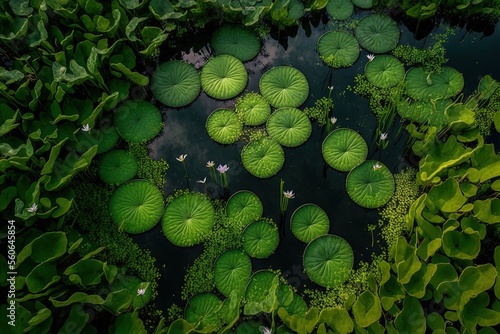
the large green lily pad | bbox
[364,55,405,88]
[346,160,395,209]
[242,219,280,259]
[108,180,164,234]
[98,149,138,185]
[114,100,163,143]
[259,66,309,108]
[326,0,353,20]
[161,193,215,247]
[397,99,452,126]
[226,190,263,226]
[201,55,248,100]
[206,108,243,144]
[245,270,278,303]
[303,235,354,287]
[290,204,330,243]
[266,107,312,147]
[241,137,285,178]
[185,293,222,330]
[317,30,360,68]
[322,128,368,172]
[405,67,464,100]
[214,249,252,297]
[235,92,271,126]
[355,14,400,53]
[211,25,261,61]
[151,60,201,108]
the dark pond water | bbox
[131,14,500,312]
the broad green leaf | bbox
[460,292,500,332]
[394,236,421,284]
[40,138,67,175]
[110,63,149,86]
[16,231,68,267]
[426,178,466,213]
[50,291,105,308]
[25,262,60,293]
[403,263,437,298]
[102,289,133,314]
[64,258,105,287]
[59,304,89,334]
[149,0,187,20]
[352,290,382,328]
[442,228,480,260]
[394,296,426,334]
[319,307,353,333]
[459,264,497,307]
[473,199,500,224]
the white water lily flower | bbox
[327,85,334,91]
[26,203,38,213]
[380,132,388,140]
[330,117,337,125]
[283,190,295,199]
[82,124,91,132]
[373,162,382,171]
[137,288,146,296]
[176,154,187,162]
[367,54,375,61]
[197,177,207,184]
[206,161,215,168]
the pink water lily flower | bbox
[217,164,229,173]
[283,190,295,199]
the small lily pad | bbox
[242,219,280,259]
[226,190,263,226]
[185,293,223,331]
[98,149,138,185]
[245,270,278,303]
[364,55,405,88]
[259,66,309,108]
[241,137,285,178]
[326,0,354,20]
[114,100,163,143]
[214,249,252,297]
[201,55,248,100]
[290,204,330,243]
[355,14,400,53]
[266,107,312,147]
[211,25,261,61]
[318,30,360,68]
[235,92,271,126]
[322,128,368,172]
[206,108,243,144]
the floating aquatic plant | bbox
[241,137,285,178]
[259,66,309,108]
[184,293,223,331]
[326,0,354,20]
[303,235,354,288]
[211,25,261,61]
[226,190,263,226]
[244,270,278,304]
[201,55,248,100]
[364,55,405,89]
[266,107,312,147]
[322,128,368,172]
[355,14,400,53]
[242,219,280,259]
[397,99,452,126]
[206,109,243,144]
[214,249,252,297]
[405,66,464,100]
[351,0,373,9]
[235,92,271,126]
[161,192,215,247]
[73,124,120,154]
[98,149,138,185]
[346,160,395,208]
[114,100,163,143]
[318,30,360,68]
[151,60,201,108]
[290,204,330,243]
[108,180,164,234]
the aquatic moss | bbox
[475,88,500,136]
[378,168,420,250]
[128,142,169,192]
[303,96,334,125]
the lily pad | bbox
[241,137,285,178]
[114,100,163,143]
[290,204,330,243]
[211,25,261,61]
[351,0,373,8]
[364,55,405,88]
[259,66,309,108]
[326,0,354,20]
[98,150,138,185]
[322,128,368,172]
[346,160,395,209]
[245,270,278,303]
[74,125,120,154]
[397,99,453,126]
[355,14,400,53]
[201,55,248,100]
[283,293,308,316]
[317,30,360,68]
[214,249,252,297]
[242,219,280,259]
[303,235,354,287]
[226,190,263,226]
[108,180,164,234]
[266,107,312,147]
[405,67,464,100]
[185,293,222,330]
[235,92,271,126]
[161,192,215,247]
[206,108,243,144]
[151,60,201,107]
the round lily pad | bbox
[226,190,263,226]
[214,249,252,297]
[245,270,278,303]
[201,55,248,100]
[211,25,261,61]
[151,60,201,108]
[259,66,309,108]
[241,137,285,178]
[322,128,368,172]
[74,124,119,154]
[161,192,215,247]
[108,180,164,234]
[114,100,163,143]
[355,14,400,53]
[364,55,405,88]
[98,149,138,185]
[326,0,353,20]
[397,98,452,126]
[235,92,271,126]
[346,160,395,209]
[303,235,354,287]
[283,293,308,316]
[290,204,330,243]
[206,108,243,144]
[405,67,464,100]
[242,219,280,259]
[266,107,312,147]
[110,275,152,310]
[318,30,360,68]
[185,293,222,330]
[352,0,373,8]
